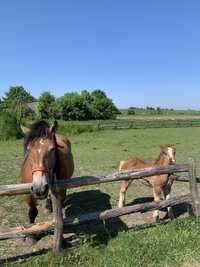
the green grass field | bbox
[1,127,200,266]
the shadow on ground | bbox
[64,189,128,246]
[0,191,191,265]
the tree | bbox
[37,91,56,119]
[54,92,91,121]
[90,90,119,120]
[1,86,36,122]
[54,89,119,121]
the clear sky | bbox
[0,1,200,109]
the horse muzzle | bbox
[169,159,176,165]
[31,174,49,199]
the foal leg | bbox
[118,180,130,208]
[25,194,38,224]
[153,187,161,222]
[163,185,174,219]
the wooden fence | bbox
[97,119,200,130]
[0,158,200,252]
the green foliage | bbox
[55,89,119,121]
[37,91,55,119]
[90,90,119,120]
[0,112,22,140]
[54,92,92,120]
[0,86,36,122]
[127,108,136,115]
[2,86,35,103]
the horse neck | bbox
[154,152,169,166]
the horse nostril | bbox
[31,186,34,192]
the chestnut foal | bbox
[118,144,176,221]
[20,120,74,224]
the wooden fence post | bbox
[50,185,64,252]
[188,158,200,217]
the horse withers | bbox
[118,144,176,222]
[20,120,74,224]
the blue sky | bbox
[0,1,200,109]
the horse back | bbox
[119,156,150,172]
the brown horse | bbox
[118,144,176,221]
[20,120,74,224]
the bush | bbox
[127,108,136,115]
[54,90,119,121]
[0,112,22,140]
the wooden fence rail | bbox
[0,164,189,197]
[0,193,192,241]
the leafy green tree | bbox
[37,91,56,119]
[55,92,91,121]
[1,86,36,122]
[90,89,119,120]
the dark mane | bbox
[24,120,50,152]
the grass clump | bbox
[58,122,97,135]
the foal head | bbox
[160,144,176,165]
[22,121,58,199]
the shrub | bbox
[0,112,22,140]
[127,108,136,115]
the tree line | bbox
[0,86,120,122]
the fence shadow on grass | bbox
[127,196,191,220]
[64,189,128,246]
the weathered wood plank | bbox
[0,193,192,240]
[188,158,200,216]
[0,183,32,196]
[50,185,64,252]
[56,164,189,189]
[0,164,189,197]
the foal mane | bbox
[24,120,50,152]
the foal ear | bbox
[160,144,167,152]
[49,121,58,135]
[20,125,31,135]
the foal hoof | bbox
[168,212,175,220]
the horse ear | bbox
[20,125,31,135]
[49,121,58,134]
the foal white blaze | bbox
[168,147,176,164]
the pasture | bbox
[1,126,200,266]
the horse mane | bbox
[24,120,50,152]
[154,152,164,165]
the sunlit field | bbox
[1,126,200,266]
